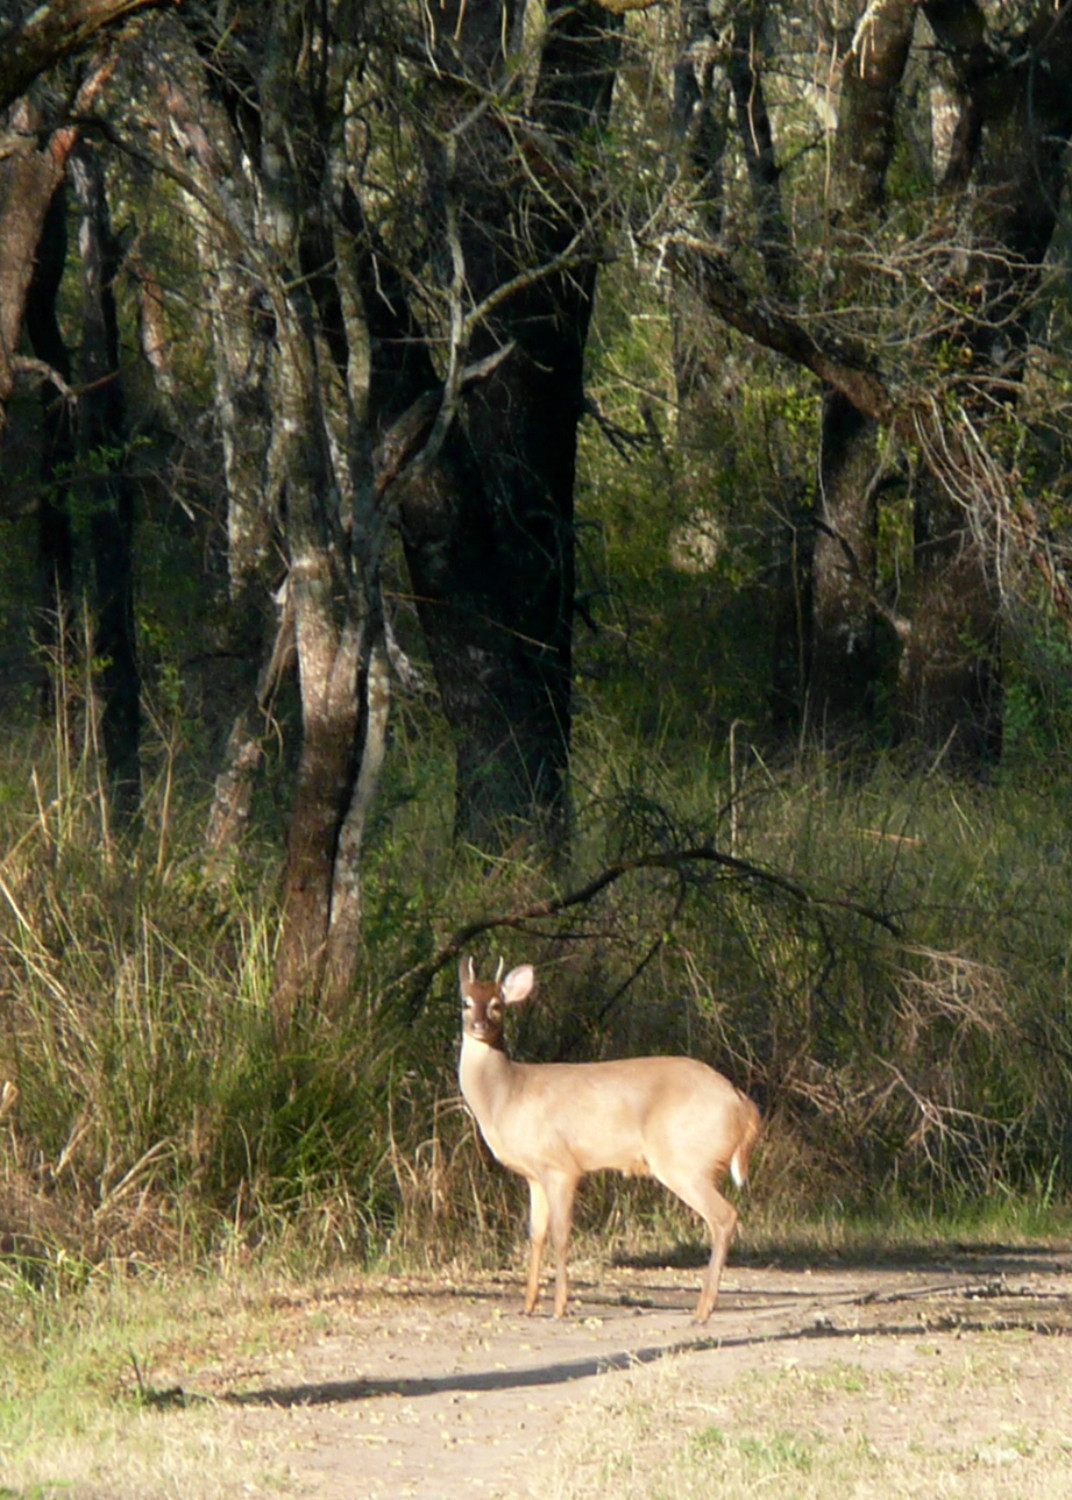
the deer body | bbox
[458,958,761,1322]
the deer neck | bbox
[459,1033,516,1120]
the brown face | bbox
[459,961,506,1048]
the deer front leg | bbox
[544,1171,579,1318]
[524,1178,550,1314]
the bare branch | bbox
[10,354,77,403]
[371,341,516,501]
[0,0,167,113]
[662,232,897,425]
[390,845,903,1013]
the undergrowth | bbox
[2,683,1072,1314]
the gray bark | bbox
[807,0,918,746]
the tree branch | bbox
[390,844,903,1014]
[372,342,515,501]
[0,0,167,113]
[662,233,898,425]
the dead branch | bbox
[390,844,903,1015]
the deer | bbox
[458,957,761,1322]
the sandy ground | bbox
[154,1243,1072,1498]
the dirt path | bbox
[166,1245,1072,1498]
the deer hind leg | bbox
[656,1166,738,1324]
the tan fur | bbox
[458,958,761,1322]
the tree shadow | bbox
[616,1241,1072,1277]
[222,1301,1072,1411]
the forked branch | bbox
[391,844,903,1013]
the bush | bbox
[3,682,1072,1300]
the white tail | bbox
[458,957,761,1322]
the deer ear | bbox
[501,964,535,1005]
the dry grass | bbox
[546,1334,1072,1499]
[5,1242,1072,1499]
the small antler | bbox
[495,956,505,983]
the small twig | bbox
[582,395,649,461]
[594,878,688,1027]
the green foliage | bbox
[1001,613,1072,771]
[577,262,818,749]
[3,639,1072,1314]
[0,719,399,1282]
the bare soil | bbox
[157,1243,1072,1498]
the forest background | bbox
[2,0,1072,1295]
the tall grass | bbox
[0,706,421,1284]
[2,680,1072,1311]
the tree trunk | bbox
[0,101,75,433]
[404,0,620,855]
[347,192,557,852]
[807,0,917,749]
[726,2,791,297]
[195,225,280,855]
[0,0,161,113]
[808,392,882,742]
[253,4,390,1019]
[135,18,282,858]
[130,8,392,1014]
[24,179,76,689]
[898,480,1001,766]
[70,140,142,820]
[894,0,1072,765]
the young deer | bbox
[458,957,761,1322]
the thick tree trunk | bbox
[808,392,882,742]
[24,180,76,686]
[267,293,377,1020]
[898,483,1001,766]
[726,2,790,297]
[0,102,75,431]
[196,230,279,854]
[0,44,120,432]
[254,4,390,1019]
[348,202,558,851]
[807,0,917,749]
[403,0,619,855]
[70,140,142,820]
[829,0,918,219]
[0,0,160,113]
